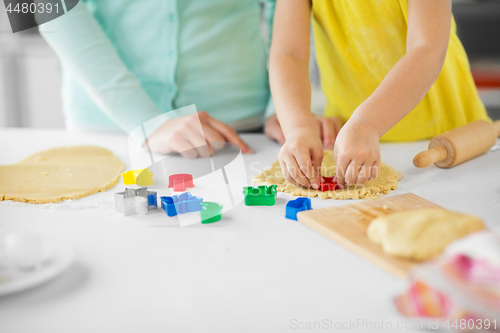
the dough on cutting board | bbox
[367,208,485,261]
[253,150,403,199]
[0,146,125,204]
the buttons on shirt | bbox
[163,2,178,111]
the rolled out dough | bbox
[0,146,125,204]
[367,208,485,261]
[253,150,403,200]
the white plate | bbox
[0,239,74,297]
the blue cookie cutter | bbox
[147,191,157,208]
[160,192,203,217]
[285,197,312,221]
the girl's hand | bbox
[278,126,324,189]
[265,114,343,149]
[333,117,381,185]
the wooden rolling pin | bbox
[413,120,500,168]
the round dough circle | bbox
[253,150,403,200]
[0,146,125,204]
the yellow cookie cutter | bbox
[122,168,153,186]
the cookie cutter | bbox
[320,176,343,192]
[200,202,223,224]
[122,168,154,186]
[167,174,194,192]
[115,187,157,216]
[160,192,203,217]
[285,197,312,221]
[242,185,277,206]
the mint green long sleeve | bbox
[39,0,275,141]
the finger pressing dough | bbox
[0,146,125,204]
[253,150,403,200]
[367,208,485,261]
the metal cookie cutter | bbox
[115,187,157,216]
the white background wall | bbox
[0,45,7,128]
[0,5,64,129]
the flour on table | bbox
[0,198,115,211]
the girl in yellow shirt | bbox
[270,0,489,188]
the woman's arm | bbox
[38,2,164,144]
[40,2,255,154]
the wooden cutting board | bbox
[297,193,442,279]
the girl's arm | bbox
[270,0,323,189]
[335,0,452,184]
[351,0,451,136]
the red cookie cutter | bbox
[320,176,343,192]
[168,174,194,192]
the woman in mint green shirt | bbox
[40,0,341,157]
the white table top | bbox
[0,128,499,333]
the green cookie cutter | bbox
[200,202,223,224]
[242,185,277,206]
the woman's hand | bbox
[146,111,253,158]
[278,126,324,189]
[333,116,381,185]
[265,114,342,149]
